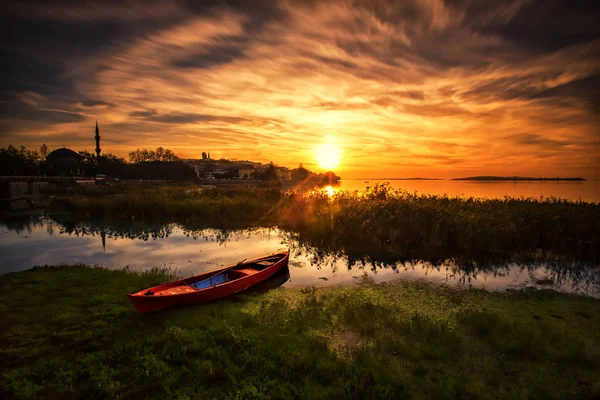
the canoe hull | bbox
[128,252,289,314]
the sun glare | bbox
[325,185,335,197]
[315,142,341,170]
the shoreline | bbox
[1,265,599,399]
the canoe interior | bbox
[144,254,286,297]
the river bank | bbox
[1,265,599,399]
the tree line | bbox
[128,147,179,163]
[1,145,48,176]
[0,144,187,178]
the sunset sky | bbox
[1,0,598,179]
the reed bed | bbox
[55,183,600,262]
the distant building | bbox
[238,168,255,179]
[95,120,101,159]
[236,163,255,179]
[46,147,84,176]
[45,121,102,176]
[276,167,291,181]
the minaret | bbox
[95,120,101,159]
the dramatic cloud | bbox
[1,0,598,178]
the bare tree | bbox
[155,146,165,161]
[129,147,180,163]
[163,149,179,162]
[40,144,48,160]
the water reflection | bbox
[246,265,291,294]
[1,214,598,297]
[325,185,335,197]
[324,179,600,202]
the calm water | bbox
[330,180,600,202]
[1,215,598,297]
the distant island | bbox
[357,178,442,181]
[453,176,586,181]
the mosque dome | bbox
[46,147,82,162]
[46,147,83,175]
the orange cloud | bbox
[1,0,598,179]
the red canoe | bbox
[128,251,289,314]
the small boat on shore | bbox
[128,252,289,314]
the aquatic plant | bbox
[53,183,600,263]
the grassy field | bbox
[54,183,600,263]
[1,266,599,399]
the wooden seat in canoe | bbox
[153,285,198,296]
[231,268,259,277]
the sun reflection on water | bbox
[325,185,335,197]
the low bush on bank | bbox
[1,266,599,399]
[54,183,600,262]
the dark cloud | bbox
[0,0,286,117]
[349,0,430,28]
[532,74,600,115]
[129,109,158,118]
[510,133,572,148]
[172,44,247,69]
[481,0,599,52]
[402,102,475,118]
[371,91,425,107]
[131,111,249,124]
[2,101,85,125]
[79,100,113,108]
[405,91,424,100]
[309,54,358,70]
[33,110,85,123]
[444,0,599,52]
[458,75,543,103]
[458,73,600,115]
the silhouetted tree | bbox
[163,149,178,162]
[128,147,180,163]
[263,162,278,181]
[0,145,40,175]
[318,171,341,185]
[100,153,125,164]
[77,151,97,176]
[155,147,165,161]
[292,163,310,181]
[78,150,95,164]
[40,144,48,160]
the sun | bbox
[315,142,341,170]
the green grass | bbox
[1,266,599,399]
[54,183,600,263]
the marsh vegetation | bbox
[54,183,600,263]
